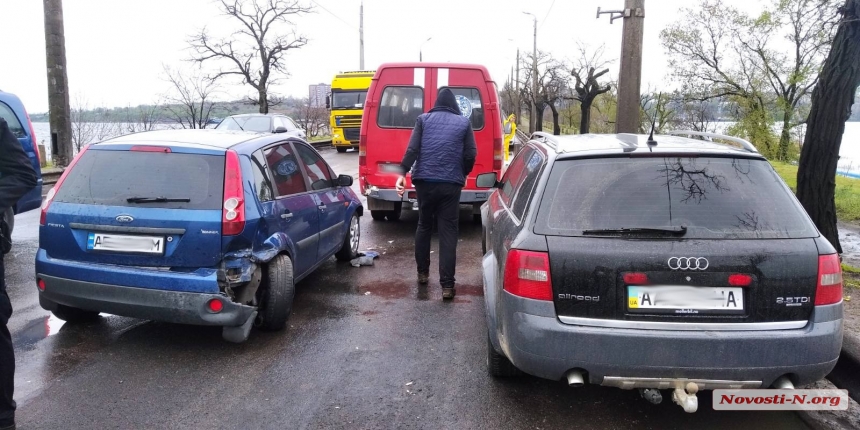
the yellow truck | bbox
[329,71,375,153]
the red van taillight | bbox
[359,134,367,167]
[493,137,503,170]
[40,144,90,225]
[222,150,245,236]
[504,250,553,301]
[815,254,843,305]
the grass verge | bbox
[771,161,860,223]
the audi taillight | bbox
[504,250,553,301]
[493,137,503,170]
[815,254,843,305]
[40,144,90,225]
[222,150,245,236]
[359,133,367,167]
[623,272,648,285]
[728,274,753,287]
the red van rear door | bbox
[363,66,431,190]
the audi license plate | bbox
[87,232,165,255]
[627,286,744,315]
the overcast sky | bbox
[0,0,767,114]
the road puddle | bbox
[13,314,66,349]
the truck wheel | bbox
[487,334,520,377]
[1,208,13,255]
[371,210,386,221]
[257,254,296,331]
[336,147,347,153]
[52,304,100,323]
[335,214,360,261]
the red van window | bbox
[438,87,484,130]
[377,86,424,128]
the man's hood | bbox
[430,88,461,116]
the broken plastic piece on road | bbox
[406,381,414,386]
[350,251,381,267]
[364,292,371,295]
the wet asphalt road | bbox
[4,149,810,429]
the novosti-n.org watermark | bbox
[713,389,849,410]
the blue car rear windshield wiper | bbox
[581,226,688,236]
[126,196,192,203]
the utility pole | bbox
[523,12,537,134]
[515,48,521,125]
[43,0,73,167]
[359,1,365,69]
[607,0,646,133]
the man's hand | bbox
[396,176,406,197]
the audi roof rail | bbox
[531,132,559,149]
[665,130,759,153]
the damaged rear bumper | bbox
[36,273,255,327]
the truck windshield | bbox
[332,91,367,109]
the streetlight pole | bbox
[523,12,537,134]
[43,0,73,167]
[419,37,432,62]
[598,0,646,133]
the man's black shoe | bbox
[442,288,455,300]
[418,272,429,284]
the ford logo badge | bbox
[116,215,134,223]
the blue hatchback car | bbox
[0,90,44,250]
[36,130,362,342]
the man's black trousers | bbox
[414,181,462,288]
[0,256,15,426]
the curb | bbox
[828,334,860,403]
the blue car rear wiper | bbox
[581,226,688,236]
[126,196,191,203]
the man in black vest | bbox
[396,89,477,300]
[0,118,37,430]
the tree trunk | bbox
[535,105,545,132]
[796,0,860,255]
[550,104,561,135]
[778,108,793,161]
[580,99,593,134]
[258,88,268,114]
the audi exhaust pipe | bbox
[773,376,794,390]
[566,370,585,387]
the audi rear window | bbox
[534,157,817,239]
[54,149,225,210]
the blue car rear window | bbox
[0,102,26,138]
[54,149,225,210]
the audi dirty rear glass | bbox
[54,149,224,210]
[534,157,817,239]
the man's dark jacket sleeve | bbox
[0,119,37,211]
[399,116,424,174]
[462,127,477,176]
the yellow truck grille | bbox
[335,115,362,128]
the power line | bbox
[308,0,358,30]
[539,0,556,30]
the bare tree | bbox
[570,44,613,134]
[639,91,675,134]
[70,95,122,152]
[121,100,163,134]
[162,65,221,129]
[294,97,328,138]
[189,0,311,114]
[519,51,568,133]
[797,0,860,253]
[675,96,719,133]
[740,0,840,160]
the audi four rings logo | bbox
[667,257,709,270]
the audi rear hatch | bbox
[534,156,823,325]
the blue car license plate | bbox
[87,232,165,255]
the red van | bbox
[358,63,504,221]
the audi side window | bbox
[510,150,545,219]
[498,147,532,206]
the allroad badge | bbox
[115,215,135,223]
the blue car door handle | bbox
[281,210,293,220]
[317,204,326,212]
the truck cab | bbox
[329,71,375,153]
